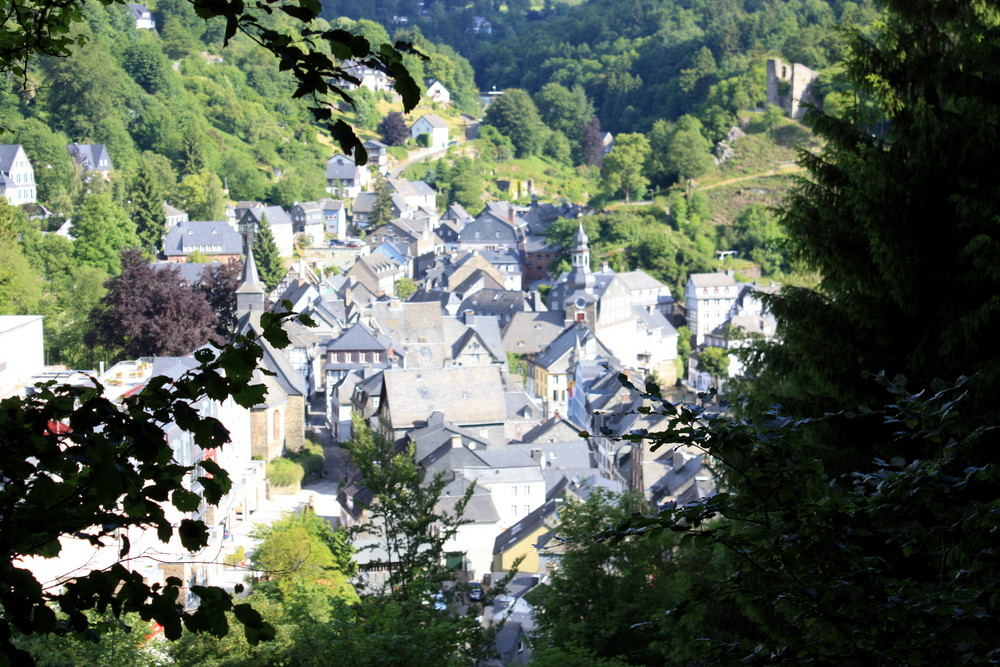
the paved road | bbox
[389,138,469,178]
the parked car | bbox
[329,239,345,247]
[468,582,484,602]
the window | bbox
[330,352,339,363]
[511,505,518,516]
[512,486,518,496]
[523,505,530,514]
[273,409,281,439]
[359,352,368,363]
[524,485,530,495]
[373,352,381,362]
[344,352,353,363]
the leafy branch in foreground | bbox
[0,307,313,665]
[584,374,1000,665]
[0,0,426,161]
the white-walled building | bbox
[685,271,739,344]
[410,114,449,150]
[0,144,37,205]
[0,315,44,398]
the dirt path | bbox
[698,162,803,191]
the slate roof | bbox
[453,269,505,297]
[237,312,307,396]
[409,413,492,464]
[618,269,669,292]
[327,322,392,352]
[163,220,243,257]
[0,145,24,174]
[437,478,499,523]
[461,314,505,362]
[492,492,563,556]
[633,305,677,335]
[413,113,448,129]
[501,311,565,354]
[533,323,614,372]
[150,261,212,284]
[382,366,506,430]
[689,272,738,288]
[458,289,527,319]
[67,143,112,172]
[326,156,362,182]
[519,416,585,444]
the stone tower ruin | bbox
[766,58,819,120]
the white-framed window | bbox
[330,352,339,363]
[373,352,381,362]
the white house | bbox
[129,3,156,29]
[685,271,739,344]
[325,153,371,199]
[426,80,451,105]
[410,114,449,150]
[0,144,37,205]
[0,315,44,398]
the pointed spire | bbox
[573,219,589,249]
[236,246,266,312]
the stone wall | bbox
[766,57,819,120]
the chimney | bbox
[508,206,514,224]
[672,447,687,470]
[600,261,610,272]
[451,435,463,449]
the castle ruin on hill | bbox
[766,58,819,120]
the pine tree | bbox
[744,0,1000,465]
[368,174,394,228]
[252,214,284,292]
[131,156,166,256]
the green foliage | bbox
[593,374,1000,664]
[12,611,168,667]
[394,277,418,301]
[661,115,715,184]
[731,204,787,276]
[482,88,547,159]
[252,215,285,292]
[251,508,357,602]
[745,0,1000,467]
[0,310,315,662]
[0,238,42,315]
[71,191,138,275]
[285,438,326,477]
[177,172,226,222]
[696,345,729,381]
[532,489,680,664]
[131,153,167,256]
[266,458,305,488]
[601,133,650,202]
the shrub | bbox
[267,458,304,487]
[286,439,325,477]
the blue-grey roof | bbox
[327,322,391,352]
[533,322,613,371]
[150,261,212,284]
[0,144,23,172]
[163,220,243,257]
[67,143,112,172]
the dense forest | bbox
[323,0,877,133]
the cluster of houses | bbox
[2,106,781,661]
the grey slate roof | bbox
[67,143,112,172]
[327,322,391,352]
[382,366,506,430]
[689,272,738,288]
[518,417,585,444]
[150,261,211,284]
[163,220,243,257]
[0,145,24,174]
[501,311,565,354]
[533,323,614,372]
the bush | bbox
[286,438,325,477]
[267,458,305,487]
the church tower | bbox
[236,246,266,313]
[567,220,595,290]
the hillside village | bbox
[0,98,779,656]
[0,2,805,661]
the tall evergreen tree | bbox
[252,215,284,292]
[744,0,1000,466]
[131,155,166,256]
[71,191,139,275]
[368,175,394,228]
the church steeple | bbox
[568,219,594,290]
[236,246,266,313]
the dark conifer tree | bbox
[579,115,604,167]
[251,214,284,292]
[744,0,1000,466]
[131,156,166,257]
